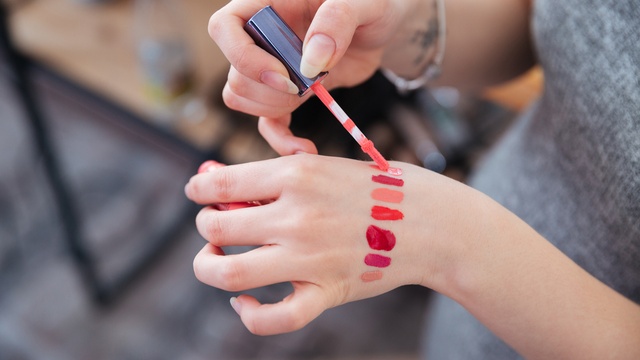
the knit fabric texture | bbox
[422,0,640,358]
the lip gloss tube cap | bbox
[244,6,328,96]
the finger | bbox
[258,116,319,155]
[185,159,284,205]
[222,82,298,119]
[195,205,279,247]
[231,282,328,335]
[300,0,387,77]
[193,243,312,293]
[209,2,299,94]
[224,68,307,116]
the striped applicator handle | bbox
[310,83,390,171]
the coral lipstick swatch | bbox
[361,167,405,283]
[371,188,404,203]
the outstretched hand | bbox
[185,155,471,335]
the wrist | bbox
[411,184,503,299]
[381,0,442,80]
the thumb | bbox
[230,282,328,335]
[258,115,318,155]
[300,1,368,78]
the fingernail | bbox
[230,297,242,314]
[294,151,308,155]
[301,33,335,78]
[260,71,299,95]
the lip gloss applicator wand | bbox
[244,6,390,172]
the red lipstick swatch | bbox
[371,174,404,187]
[364,254,392,268]
[371,206,404,220]
[366,225,396,251]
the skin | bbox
[188,0,640,358]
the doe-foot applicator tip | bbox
[361,140,390,171]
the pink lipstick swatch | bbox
[366,225,396,251]
[371,174,404,187]
[371,206,404,220]
[364,254,392,268]
[371,188,404,203]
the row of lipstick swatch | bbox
[360,168,405,282]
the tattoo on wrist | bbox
[411,1,439,67]
[381,0,445,93]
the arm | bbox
[432,189,640,359]
[185,156,640,358]
[382,0,536,89]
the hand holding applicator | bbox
[244,6,390,171]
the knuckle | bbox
[207,12,221,40]
[203,213,228,246]
[188,178,201,196]
[244,316,261,335]
[211,169,235,203]
[221,85,243,112]
[282,305,311,332]
[217,260,244,291]
[234,45,255,76]
[326,0,356,25]
[283,158,316,188]
[226,68,247,96]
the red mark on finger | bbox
[366,225,396,251]
[364,254,392,268]
[198,160,225,174]
[371,206,404,220]
[371,174,404,187]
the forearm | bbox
[431,190,640,358]
[382,0,536,90]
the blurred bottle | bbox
[134,0,204,126]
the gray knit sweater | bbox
[422,0,640,358]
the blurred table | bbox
[2,0,236,305]
[9,0,231,150]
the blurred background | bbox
[0,0,541,358]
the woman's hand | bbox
[210,0,417,117]
[185,155,475,335]
[209,0,424,155]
